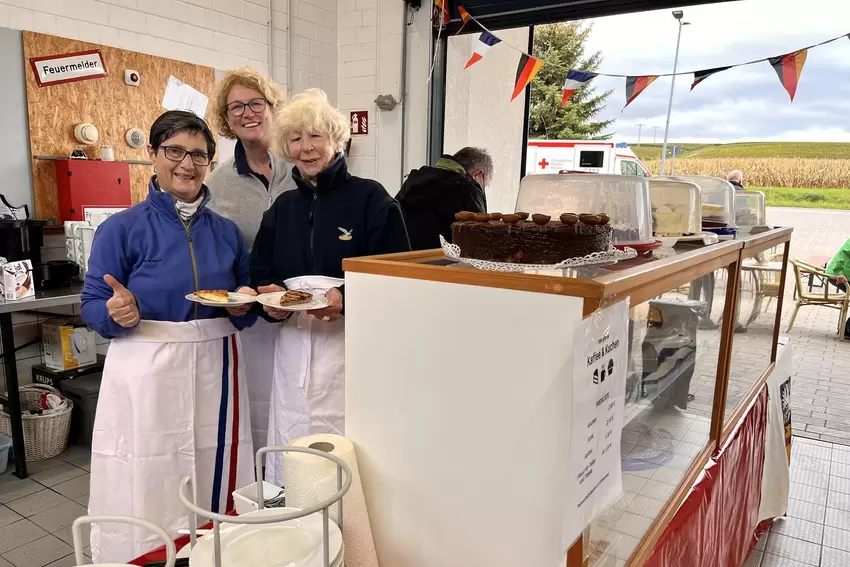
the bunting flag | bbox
[465,31,501,69]
[450,7,847,104]
[769,50,808,101]
[432,0,449,25]
[624,75,658,108]
[456,6,471,34]
[512,54,544,101]
[691,66,732,90]
[561,70,598,106]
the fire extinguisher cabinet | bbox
[55,160,132,222]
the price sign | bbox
[562,300,628,548]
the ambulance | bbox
[526,140,651,177]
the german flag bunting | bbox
[624,76,658,108]
[445,8,844,110]
[432,0,449,25]
[769,50,808,101]
[691,66,732,90]
[512,54,544,101]
[456,6,471,34]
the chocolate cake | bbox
[451,211,613,264]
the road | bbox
[767,206,850,259]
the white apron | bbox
[89,319,255,563]
[239,318,280,452]
[265,276,345,486]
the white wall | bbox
[337,0,431,194]
[0,0,339,99]
[444,28,529,214]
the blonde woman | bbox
[207,67,296,451]
[251,89,410,484]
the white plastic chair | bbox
[72,515,176,567]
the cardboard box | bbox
[0,259,34,302]
[42,318,97,371]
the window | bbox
[620,160,639,175]
[579,151,604,168]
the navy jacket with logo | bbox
[250,155,410,299]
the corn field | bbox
[643,158,850,189]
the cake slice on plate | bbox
[197,290,230,303]
[280,290,313,307]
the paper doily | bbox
[440,236,637,273]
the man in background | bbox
[397,147,492,251]
[727,170,745,190]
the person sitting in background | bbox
[250,89,410,486]
[827,238,850,338]
[727,170,745,190]
[397,147,492,251]
[81,111,256,562]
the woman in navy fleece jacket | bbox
[81,111,257,562]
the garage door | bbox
[446,0,734,32]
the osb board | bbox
[22,31,217,222]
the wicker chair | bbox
[786,260,850,341]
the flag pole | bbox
[661,11,689,176]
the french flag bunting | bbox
[465,31,501,69]
[561,70,598,106]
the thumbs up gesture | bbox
[104,274,140,328]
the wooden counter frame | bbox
[342,227,793,567]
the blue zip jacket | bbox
[81,179,257,339]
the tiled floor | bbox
[0,446,90,567]
[744,437,850,567]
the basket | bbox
[0,384,73,461]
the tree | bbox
[529,22,614,140]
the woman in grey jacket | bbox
[206,67,296,452]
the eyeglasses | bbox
[160,146,211,166]
[226,98,268,117]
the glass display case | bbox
[735,190,767,232]
[665,176,736,231]
[342,227,792,567]
[514,174,654,246]
[648,179,702,237]
[724,231,789,430]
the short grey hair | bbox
[727,170,743,183]
[453,147,493,185]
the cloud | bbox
[582,0,850,143]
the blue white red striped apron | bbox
[88,319,254,563]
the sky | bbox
[581,0,850,144]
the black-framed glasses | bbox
[160,146,211,166]
[226,98,267,117]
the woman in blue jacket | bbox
[81,111,257,563]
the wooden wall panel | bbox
[22,31,216,222]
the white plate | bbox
[187,507,343,567]
[185,292,258,307]
[256,292,329,312]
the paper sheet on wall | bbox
[562,299,628,550]
[162,75,208,118]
